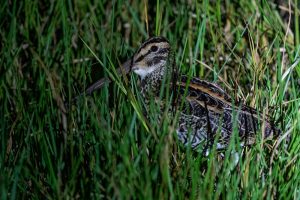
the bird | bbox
[82,36,281,153]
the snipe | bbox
[84,36,281,152]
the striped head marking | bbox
[132,37,170,79]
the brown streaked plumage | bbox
[81,36,281,152]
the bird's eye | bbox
[150,45,158,52]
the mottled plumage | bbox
[81,36,281,152]
[130,36,280,152]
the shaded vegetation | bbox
[0,0,299,199]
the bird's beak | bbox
[81,58,132,96]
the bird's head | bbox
[131,37,171,79]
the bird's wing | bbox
[175,76,234,135]
[175,75,278,139]
[176,75,233,114]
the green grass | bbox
[1,0,300,199]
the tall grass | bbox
[0,0,299,199]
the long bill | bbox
[72,58,132,102]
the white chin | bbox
[133,67,156,80]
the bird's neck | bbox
[140,52,176,99]
[141,66,165,97]
[140,63,176,98]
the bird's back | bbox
[174,75,280,149]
